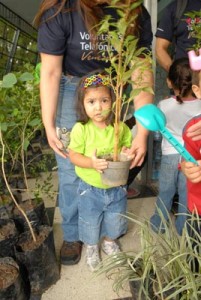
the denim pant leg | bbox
[78,181,104,245]
[150,154,179,233]
[175,170,187,235]
[101,186,128,240]
[56,75,80,242]
[78,181,128,245]
[56,155,80,241]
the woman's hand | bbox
[127,133,147,168]
[46,127,68,158]
[180,160,201,183]
[186,120,201,141]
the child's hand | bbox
[91,150,108,173]
[186,120,201,141]
[180,160,201,183]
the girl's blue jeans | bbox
[55,75,80,242]
[150,154,187,236]
[77,180,128,245]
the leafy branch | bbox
[97,0,153,161]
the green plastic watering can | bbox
[134,104,198,165]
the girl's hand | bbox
[45,127,68,158]
[180,160,201,183]
[91,150,108,173]
[186,120,201,141]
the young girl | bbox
[68,70,132,271]
[150,58,201,235]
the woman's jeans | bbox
[55,75,80,242]
[150,154,187,235]
[77,180,128,245]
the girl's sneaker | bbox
[86,244,101,272]
[101,240,121,255]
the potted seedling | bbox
[0,66,60,298]
[95,214,156,299]
[97,0,153,186]
[95,210,201,300]
[0,257,28,300]
[183,10,201,70]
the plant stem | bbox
[113,0,131,161]
[0,129,36,242]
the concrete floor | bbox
[40,175,157,300]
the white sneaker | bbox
[101,240,121,255]
[86,244,101,272]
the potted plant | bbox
[95,209,201,300]
[184,10,201,70]
[0,66,60,299]
[0,256,28,300]
[96,0,153,186]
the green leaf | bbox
[12,108,19,116]
[0,123,8,131]
[28,118,41,127]
[19,72,34,82]
[2,73,17,88]
[23,138,30,151]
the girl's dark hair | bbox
[75,69,115,125]
[34,0,141,38]
[168,57,195,104]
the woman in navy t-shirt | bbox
[35,0,153,266]
[155,0,201,72]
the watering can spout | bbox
[134,104,198,165]
[134,103,166,131]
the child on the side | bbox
[68,70,132,271]
[181,69,201,272]
[150,58,201,235]
[182,69,201,215]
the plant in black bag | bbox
[0,65,60,299]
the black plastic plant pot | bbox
[0,219,19,258]
[15,225,60,297]
[129,273,154,300]
[12,198,50,233]
[0,257,28,300]
[129,280,151,300]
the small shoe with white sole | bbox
[86,244,101,272]
[101,240,121,255]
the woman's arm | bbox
[129,58,154,168]
[40,53,67,157]
[155,37,172,72]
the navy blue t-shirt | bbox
[156,0,201,60]
[37,0,153,77]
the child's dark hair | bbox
[168,57,195,104]
[75,69,115,124]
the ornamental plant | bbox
[0,65,43,241]
[95,210,201,299]
[97,0,153,161]
[185,10,201,52]
[0,65,42,190]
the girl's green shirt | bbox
[68,120,132,188]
